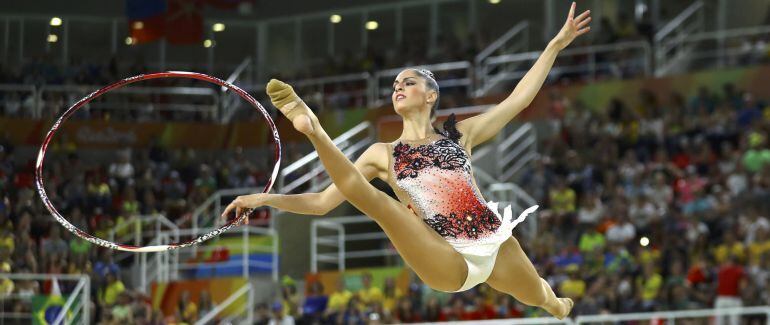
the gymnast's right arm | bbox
[221,144,382,219]
[264,152,380,215]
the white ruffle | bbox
[449,202,539,257]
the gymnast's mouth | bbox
[396,94,406,101]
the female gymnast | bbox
[223,2,591,319]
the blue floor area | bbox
[182,253,276,278]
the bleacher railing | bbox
[195,282,255,325]
[475,21,530,95]
[496,122,537,183]
[108,214,180,269]
[660,25,770,72]
[278,120,375,194]
[575,306,770,325]
[0,273,90,325]
[477,40,652,96]
[654,0,705,76]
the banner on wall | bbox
[151,277,248,317]
[305,266,410,296]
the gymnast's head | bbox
[392,68,439,121]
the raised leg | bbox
[266,80,468,292]
[485,236,574,319]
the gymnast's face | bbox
[392,69,436,117]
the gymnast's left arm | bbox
[457,2,591,148]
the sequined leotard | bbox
[384,115,532,256]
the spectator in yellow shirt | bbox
[381,277,403,314]
[98,271,125,307]
[559,264,586,299]
[550,179,576,217]
[713,232,746,264]
[326,278,352,313]
[748,228,770,266]
[357,272,383,311]
[636,262,662,305]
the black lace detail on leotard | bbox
[424,205,501,240]
[392,138,469,180]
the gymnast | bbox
[223,2,591,319]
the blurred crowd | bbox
[0,132,319,323]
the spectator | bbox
[714,255,747,325]
[269,301,295,325]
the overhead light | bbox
[203,39,213,48]
[489,0,501,4]
[50,17,62,26]
[640,237,650,247]
[47,34,58,43]
[212,23,225,32]
[125,37,134,45]
[329,14,342,24]
[132,21,144,30]
[365,20,378,30]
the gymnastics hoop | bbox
[34,71,281,252]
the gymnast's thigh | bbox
[347,187,468,291]
[484,236,542,298]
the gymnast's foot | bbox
[266,79,318,136]
[540,278,573,320]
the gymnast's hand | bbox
[220,193,271,225]
[551,2,591,51]
[266,79,319,136]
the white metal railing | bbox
[221,57,255,123]
[475,21,530,93]
[575,306,770,325]
[373,61,474,105]
[195,282,255,325]
[138,232,172,293]
[38,84,220,120]
[477,40,652,96]
[654,0,705,76]
[108,214,180,268]
[279,120,375,194]
[416,318,572,325]
[497,122,537,182]
[0,84,38,117]
[0,273,90,325]
[311,215,397,272]
[659,25,770,72]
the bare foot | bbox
[266,79,318,136]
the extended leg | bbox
[485,236,573,319]
[266,80,468,292]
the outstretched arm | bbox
[457,2,591,148]
[221,144,382,219]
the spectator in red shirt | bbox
[714,255,747,325]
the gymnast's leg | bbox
[266,79,467,292]
[485,236,573,319]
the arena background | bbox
[1,0,769,324]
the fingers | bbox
[577,27,591,35]
[574,10,591,24]
[221,202,236,220]
[576,16,592,29]
[568,2,576,20]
